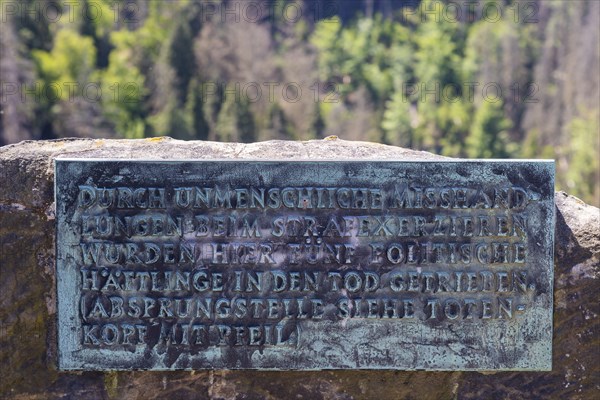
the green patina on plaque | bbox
[55,159,554,370]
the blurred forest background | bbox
[0,0,598,205]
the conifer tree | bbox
[466,100,513,158]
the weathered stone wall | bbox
[1,138,598,399]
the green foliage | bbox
[215,96,256,143]
[563,110,600,204]
[78,0,114,38]
[311,18,343,82]
[108,2,176,72]
[264,103,293,140]
[466,100,513,158]
[520,129,555,160]
[312,15,404,104]
[30,28,97,137]
[165,17,196,100]
[3,0,599,204]
[381,91,412,147]
[148,96,190,139]
[414,1,461,86]
[411,1,468,152]
[308,103,326,139]
[32,29,96,91]
[6,0,54,51]
[100,31,146,138]
[185,78,210,141]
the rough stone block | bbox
[1,138,598,399]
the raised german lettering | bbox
[56,160,554,370]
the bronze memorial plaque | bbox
[55,159,554,370]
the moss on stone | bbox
[103,371,119,399]
[1,140,598,399]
